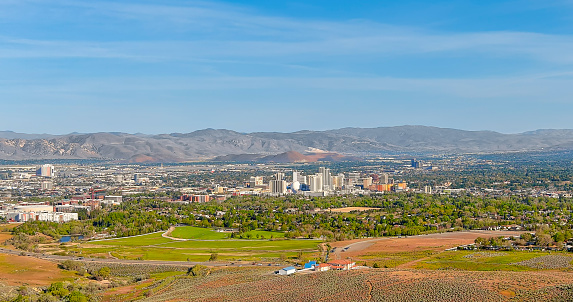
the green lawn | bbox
[87,232,172,246]
[242,230,285,239]
[170,227,229,240]
[160,239,320,250]
[80,231,321,262]
[169,226,285,240]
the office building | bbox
[308,174,323,192]
[270,180,287,194]
[293,171,306,184]
[36,164,55,178]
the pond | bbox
[59,235,84,243]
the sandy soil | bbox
[0,254,73,286]
[0,233,12,244]
[331,230,526,258]
[328,207,379,213]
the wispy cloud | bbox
[2,72,572,102]
[2,30,573,66]
[2,0,573,67]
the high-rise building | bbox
[308,174,323,192]
[270,180,287,194]
[411,159,420,168]
[362,177,373,188]
[36,164,55,178]
[332,174,345,190]
[319,167,332,191]
[275,173,285,180]
[380,173,389,184]
[293,171,306,184]
[249,176,264,187]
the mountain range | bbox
[1,126,573,162]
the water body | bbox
[59,235,84,243]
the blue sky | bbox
[1,0,573,134]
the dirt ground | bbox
[0,254,73,286]
[327,207,379,213]
[0,233,12,244]
[330,230,527,257]
[0,224,19,244]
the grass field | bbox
[89,232,173,246]
[170,227,228,240]
[169,226,285,240]
[80,231,321,262]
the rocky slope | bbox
[1,126,573,162]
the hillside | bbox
[1,126,573,162]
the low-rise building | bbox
[278,266,296,275]
[327,260,356,270]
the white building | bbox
[36,164,55,178]
[308,174,323,192]
[3,211,78,223]
[104,196,123,204]
[293,171,306,184]
[319,167,332,191]
[278,266,296,275]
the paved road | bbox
[0,247,278,268]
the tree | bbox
[96,267,111,280]
[521,233,534,243]
[474,237,487,247]
[67,291,88,302]
[187,265,210,277]
[536,234,553,246]
[47,282,69,298]
[209,253,219,261]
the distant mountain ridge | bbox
[1,126,573,162]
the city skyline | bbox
[2,0,573,134]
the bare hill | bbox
[1,126,573,162]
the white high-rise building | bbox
[308,174,323,192]
[319,167,332,191]
[380,173,389,184]
[36,164,55,178]
[293,171,306,184]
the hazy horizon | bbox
[2,124,573,137]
